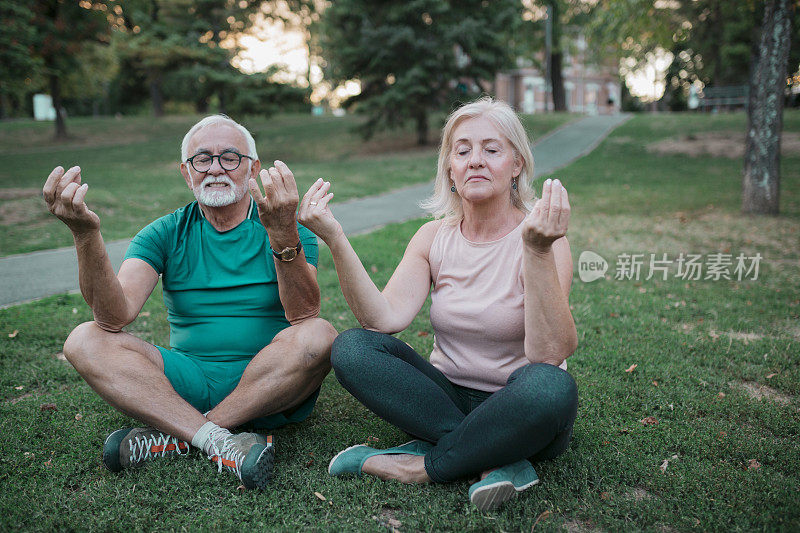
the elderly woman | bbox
[298,97,578,511]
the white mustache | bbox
[200,175,235,188]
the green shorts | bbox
[158,346,319,430]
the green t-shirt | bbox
[124,200,319,361]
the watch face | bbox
[280,248,298,261]
[273,242,302,262]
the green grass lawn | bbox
[0,112,574,257]
[1,110,798,531]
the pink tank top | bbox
[428,220,567,392]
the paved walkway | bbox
[0,113,630,308]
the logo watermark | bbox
[578,251,609,283]
[578,251,762,282]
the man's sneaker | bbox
[208,432,274,490]
[468,459,540,512]
[102,427,190,472]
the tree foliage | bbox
[322,0,522,145]
[0,1,43,118]
[588,0,800,98]
[113,0,266,116]
[27,0,110,137]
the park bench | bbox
[697,85,749,111]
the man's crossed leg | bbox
[64,317,336,489]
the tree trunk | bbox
[50,73,68,140]
[550,51,566,112]
[742,0,793,215]
[218,88,227,115]
[149,72,164,117]
[0,92,9,119]
[415,110,428,145]
[195,94,210,114]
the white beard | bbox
[191,174,245,207]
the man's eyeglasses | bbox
[186,150,253,173]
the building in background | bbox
[495,36,621,115]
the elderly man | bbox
[42,115,336,490]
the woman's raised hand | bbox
[522,178,570,252]
[298,178,342,243]
[42,166,101,235]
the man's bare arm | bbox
[249,160,321,323]
[43,166,159,330]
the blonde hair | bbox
[421,97,536,222]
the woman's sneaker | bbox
[468,459,539,512]
[328,440,433,477]
[102,427,190,472]
[207,432,274,490]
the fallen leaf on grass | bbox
[74,413,83,421]
[54,352,67,361]
[237,484,245,491]
[367,436,380,443]
[660,454,678,473]
[532,510,551,529]
[314,491,326,501]
[717,392,726,398]
[625,364,638,373]
[372,514,401,531]
[72,308,78,314]
[600,492,611,500]
[652,380,658,387]
[40,403,57,412]
[640,416,658,426]
[8,330,18,338]
[370,265,378,273]
[14,385,24,390]
[747,459,761,470]
[43,459,52,467]
[766,373,777,379]
[24,452,34,459]
[140,311,151,317]
[417,331,429,337]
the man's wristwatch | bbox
[271,241,303,262]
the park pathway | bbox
[0,113,630,308]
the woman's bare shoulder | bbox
[407,219,447,258]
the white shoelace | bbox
[206,428,245,481]
[129,432,189,464]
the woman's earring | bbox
[451,184,456,192]
[512,180,518,190]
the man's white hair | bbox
[180,114,258,161]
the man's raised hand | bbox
[522,178,570,253]
[43,166,101,234]
[248,160,299,233]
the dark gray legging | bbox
[331,328,578,483]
